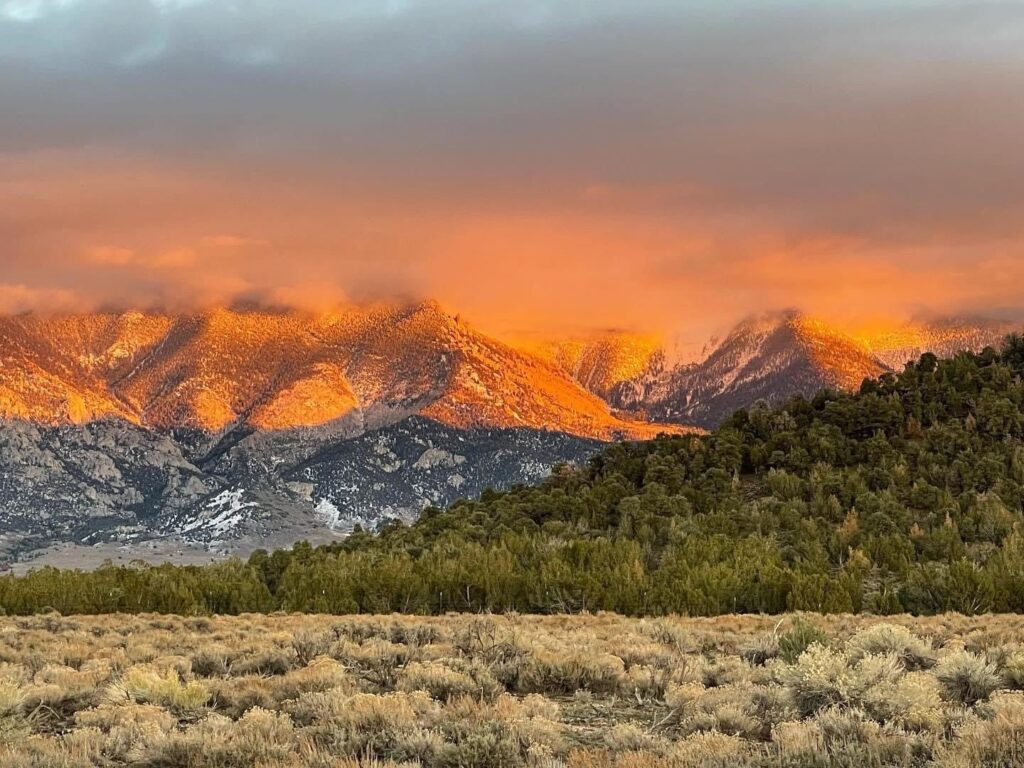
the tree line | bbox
[3,337,1024,616]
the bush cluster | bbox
[1,613,1024,767]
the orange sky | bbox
[2,1,1023,344]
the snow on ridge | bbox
[314,498,343,528]
[177,488,258,537]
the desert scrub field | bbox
[0,614,1023,767]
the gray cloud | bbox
[1,0,1023,335]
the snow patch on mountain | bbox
[176,488,258,539]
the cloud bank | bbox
[2,0,1023,340]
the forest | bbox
[3,337,1024,617]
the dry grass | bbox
[0,612,1023,766]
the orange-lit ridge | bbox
[0,302,693,441]
[1,302,1012,440]
[512,333,664,400]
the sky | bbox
[2,0,1024,344]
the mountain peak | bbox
[615,311,886,427]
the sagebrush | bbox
[2,612,1024,766]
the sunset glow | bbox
[1,0,1023,344]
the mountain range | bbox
[0,301,669,440]
[533,311,1016,428]
[0,301,1016,567]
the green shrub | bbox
[779,619,830,663]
